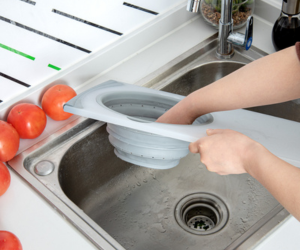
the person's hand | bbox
[189,129,262,175]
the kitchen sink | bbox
[9,34,296,250]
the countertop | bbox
[0,0,300,249]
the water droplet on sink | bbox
[240,218,248,223]
[151,223,166,233]
[136,182,141,186]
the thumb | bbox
[206,129,224,136]
[189,140,200,153]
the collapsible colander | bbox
[64,80,300,169]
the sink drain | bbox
[187,215,215,231]
[175,193,229,235]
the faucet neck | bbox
[186,0,201,12]
[217,0,234,59]
[220,0,233,24]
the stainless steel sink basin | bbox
[9,34,294,250]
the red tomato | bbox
[0,231,22,250]
[42,84,77,121]
[0,162,11,196]
[7,103,47,139]
[0,121,19,162]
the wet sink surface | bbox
[9,35,295,249]
[60,125,278,250]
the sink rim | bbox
[11,116,290,250]
[7,34,290,250]
[135,33,268,90]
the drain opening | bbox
[187,215,215,231]
[175,193,229,235]
[185,203,218,231]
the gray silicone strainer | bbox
[64,80,300,170]
[64,80,213,169]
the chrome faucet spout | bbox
[186,0,253,59]
[220,0,233,24]
[187,0,201,12]
[216,0,254,59]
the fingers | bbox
[189,129,232,175]
[189,129,251,176]
[189,140,201,153]
[200,159,228,175]
[189,129,223,153]
[206,128,226,136]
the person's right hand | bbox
[189,129,264,175]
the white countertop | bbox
[0,0,300,249]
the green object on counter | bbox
[48,64,61,71]
[0,43,35,60]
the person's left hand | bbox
[189,129,261,175]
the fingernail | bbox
[206,129,213,135]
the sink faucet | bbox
[187,0,201,12]
[187,0,254,59]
